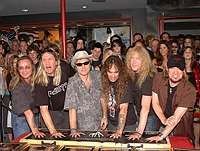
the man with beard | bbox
[147,55,196,143]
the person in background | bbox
[133,39,154,60]
[170,39,180,55]
[125,46,157,140]
[35,49,71,138]
[148,55,196,143]
[11,39,20,55]
[19,40,28,56]
[110,34,122,44]
[2,54,17,142]
[101,55,137,138]
[75,37,85,50]
[177,34,185,51]
[66,41,75,63]
[64,50,105,137]
[27,44,39,67]
[91,42,103,71]
[151,39,160,59]
[183,46,200,149]
[132,33,143,45]
[160,32,171,43]
[111,39,126,60]
[10,56,45,139]
[153,40,171,72]
[101,48,114,65]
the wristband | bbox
[135,131,142,136]
[158,133,165,140]
[70,128,77,132]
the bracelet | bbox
[135,131,142,136]
[158,132,165,140]
[70,128,77,132]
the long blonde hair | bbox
[125,46,157,87]
[9,56,36,91]
[35,49,61,86]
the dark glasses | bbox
[76,61,90,67]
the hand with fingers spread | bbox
[146,133,165,143]
[51,131,65,138]
[33,130,46,138]
[89,131,104,138]
[70,129,85,138]
[110,131,122,139]
[146,135,163,143]
[127,132,142,140]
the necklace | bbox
[169,87,173,94]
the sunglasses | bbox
[76,61,90,67]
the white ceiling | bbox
[0,0,147,16]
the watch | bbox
[158,133,165,140]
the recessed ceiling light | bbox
[82,5,87,9]
[22,9,29,12]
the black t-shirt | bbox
[35,63,70,110]
[91,60,101,70]
[164,85,177,118]
[108,79,137,126]
[133,75,155,116]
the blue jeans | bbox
[12,114,38,139]
[145,115,158,131]
[107,121,137,132]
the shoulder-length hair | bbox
[9,56,36,91]
[8,55,19,78]
[183,46,197,69]
[101,55,129,107]
[35,49,61,86]
[125,46,157,88]
[156,40,171,66]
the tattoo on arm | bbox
[117,114,125,130]
[31,116,37,128]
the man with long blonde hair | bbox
[126,46,157,140]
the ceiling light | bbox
[32,26,36,29]
[82,5,87,9]
[22,9,29,12]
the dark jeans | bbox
[40,110,69,130]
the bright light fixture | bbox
[22,9,29,12]
[82,5,87,9]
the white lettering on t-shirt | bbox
[48,82,68,97]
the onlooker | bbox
[151,39,160,58]
[11,39,19,55]
[153,40,171,72]
[160,32,171,42]
[19,40,28,56]
[91,42,103,71]
[66,41,75,63]
[170,39,180,55]
[183,46,200,149]
[132,33,143,44]
[27,44,39,66]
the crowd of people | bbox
[0,31,200,149]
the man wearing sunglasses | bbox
[64,49,107,138]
